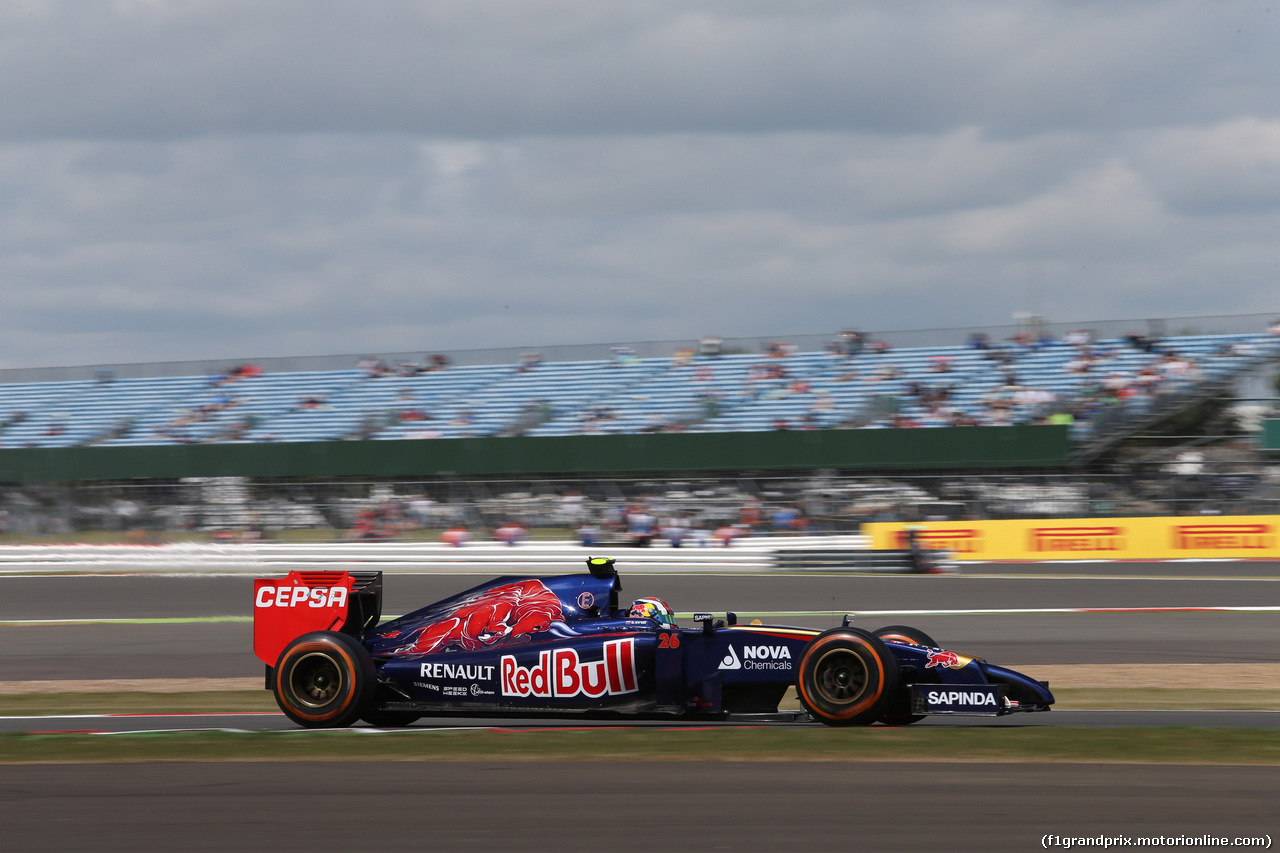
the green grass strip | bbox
[2,727,1280,765]
[1053,688,1280,711]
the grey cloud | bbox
[0,2,1276,140]
[1135,120,1280,216]
[1,3,1279,369]
[2,123,1279,368]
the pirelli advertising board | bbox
[865,516,1280,561]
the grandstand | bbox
[1,316,1279,539]
[0,322,1276,450]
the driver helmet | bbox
[629,597,676,627]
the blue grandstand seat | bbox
[1,331,1276,448]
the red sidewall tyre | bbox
[796,628,899,727]
[273,631,376,728]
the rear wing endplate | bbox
[253,570,382,666]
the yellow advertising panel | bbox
[865,515,1280,561]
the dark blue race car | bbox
[252,557,1053,728]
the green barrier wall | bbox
[1263,419,1280,452]
[0,425,1070,483]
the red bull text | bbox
[501,638,639,699]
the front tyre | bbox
[273,631,375,728]
[873,625,937,649]
[873,625,937,725]
[796,628,899,727]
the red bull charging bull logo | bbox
[925,649,962,669]
[394,579,565,655]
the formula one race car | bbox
[252,558,1053,728]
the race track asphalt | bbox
[1,761,1275,853]
[4,708,1280,734]
[2,563,1278,851]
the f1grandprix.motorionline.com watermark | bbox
[1043,836,1271,849]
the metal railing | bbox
[3,312,1276,384]
[0,535,877,574]
[3,469,1279,544]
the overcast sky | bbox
[1,1,1278,369]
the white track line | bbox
[2,605,1278,627]
[877,605,1280,615]
[761,606,1280,617]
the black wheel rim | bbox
[290,652,344,708]
[813,648,870,706]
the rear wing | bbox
[253,570,383,666]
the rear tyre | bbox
[360,710,421,728]
[272,631,375,728]
[796,628,898,727]
[873,625,937,725]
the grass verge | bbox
[2,727,1280,765]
